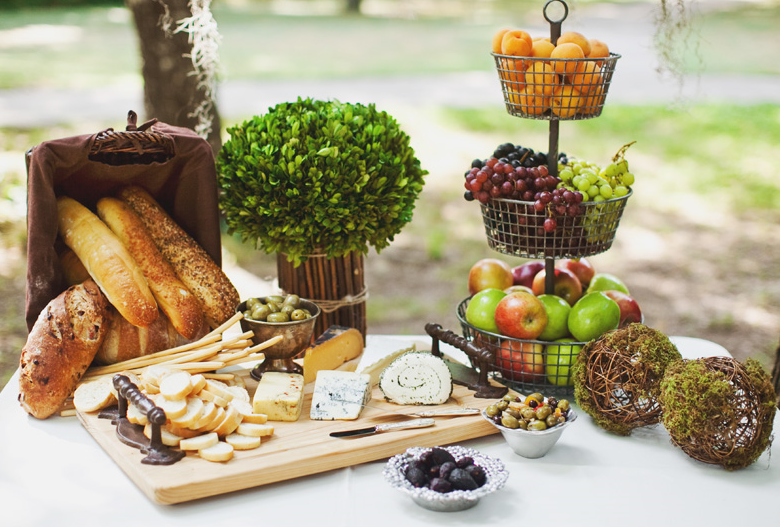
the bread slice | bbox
[159,370,192,401]
[73,377,116,413]
[225,433,261,450]
[179,432,219,451]
[236,422,274,438]
[199,441,234,462]
[170,396,204,428]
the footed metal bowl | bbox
[383,445,508,512]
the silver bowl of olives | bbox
[237,294,320,380]
[384,446,508,512]
[482,392,577,459]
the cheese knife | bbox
[334,399,480,418]
[329,418,435,438]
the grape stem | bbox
[612,141,637,163]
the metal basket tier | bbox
[479,190,631,259]
[456,297,582,396]
[493,53,620,121]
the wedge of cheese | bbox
[252,372,305,422]
[302,326,364,384]
[310,370,371,421]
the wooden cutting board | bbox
[77,368,502,505]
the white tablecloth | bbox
[0,335,777,527]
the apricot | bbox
[587,39,610,61]
[550,42,584,76]
[524,61,558,96]
[511,88,550,116]
[492,29,511,54]
[531,39,555,58]
[498,57,527,90]
[501,30,533,57]
[557,31,591,56]
[569,61,602,94]
[580,86,606,116]
[551,85,582,119]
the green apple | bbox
[465,288,507,334]
[586,272,630,295]
[537,294,571,341]
[545,338,583,386]
[567,291,620,342]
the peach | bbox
[557,31,591,56]
[551,85,582,119]
[524,61,558,96]
[550,42,584,76]
[511,88,550,116]
[531,39,555,58]
[569,61,602,94]
[501,30,533,57]
[587,39,610,60]
[492,29,511,54]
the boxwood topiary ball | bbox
[573,323,682,436]
[659,356,776,470]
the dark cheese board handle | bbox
[109,374,185,466]
[425,323,508,399]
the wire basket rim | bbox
[491,51,622,62]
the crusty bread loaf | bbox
[96,197,204,340]
[93,306,208,365]
[18,279,110,419]
[59,249,90,286]
[117,186,240,328]
[57,196,158,327]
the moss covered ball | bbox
[659,356,776,470]
[573,323,682,436]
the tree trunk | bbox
[345,0,362,14]
[125,0,222,155]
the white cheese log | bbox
[379,352,453,405]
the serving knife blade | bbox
[329,418,435,438]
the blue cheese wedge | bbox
[252,372,304,422]
[310,370,371,421]
[379,352,453,405]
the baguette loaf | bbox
[117,186,240,328]
[18,279,110,419]
[93,307,208,365]
[59,249,90,286]
[97,197,204,339]
[57,196,158,327]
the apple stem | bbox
[544,258,556,295]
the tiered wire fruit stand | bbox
[457,0,630,396]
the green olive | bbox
[535,405,552,420]
[283,294,301,308]
[496,400,509,411]
[266,295,285,304]
[266,312,290,323]
[280,304,295,316]
[267,302,281,313]
[504,408,520,419]
[246,298,260,310]
[528,420,548,431]
[548,415,566,428]
[521,408,537,421]
[485,404,499,417]
[501,413,520,429]
[528,392,544,404]
[251,304,271,321]
[301,308,312,316]
[557,399,571,412]
[502,394,515,402]
[290,309,309,321]
[243,310,253,319]
[517,419,529,430]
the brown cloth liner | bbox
[25,119,221,331]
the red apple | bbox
[531,268,583,306]
[604,290,643,327]
[493,291,548,339]
[511,261,544,288]
[495,340,545,383]
[556,257,595,288]
[468,258,513,295]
